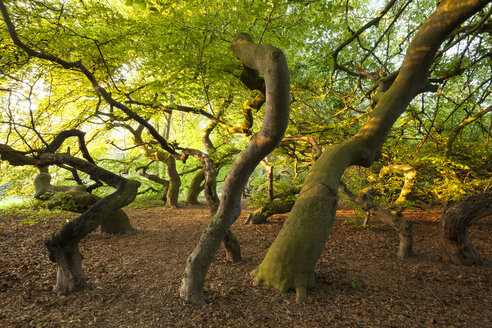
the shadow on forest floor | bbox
[0,203,490,327]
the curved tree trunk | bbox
[339,182,413,259]
[253,0,488,303]
[186,169,205,204]
[437,191,492,266]
[136,162,170,203]
[34,171,133,234]
[36,153,140,293]
[180,33,290,304]
[180,148,242,263]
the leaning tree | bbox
[179,0,491,304]
[180,33,290,304]
[252,0,490,303]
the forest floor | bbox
[0,201,490,328]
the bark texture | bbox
[180,148,242,263]
[186,169,205,204]
[128,124,180,207]
[31,152,140,293]
[253,0,489,303]
[437,191,492,266]
[180,33,290,304]
[165,156,181,207]
[245,198,295,224]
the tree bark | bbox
[180,148,242,262]
[245,198,295,224]
[253,0,489,303]
[437,191,492,266]
[165,156,180,207]
[34,171,133,234]
[136,162,170,202]
[35,153,140,293]
[180,33,290,304]
[186,169,205,204]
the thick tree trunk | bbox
[186,169,205,204]
[339,182,413,259]
[180,33,290,304]
[48,241,85,293]
[437,191,492,266]
[165,156,180,207]
[99,209,133,234]
[253,0,488,303]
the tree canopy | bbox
[0,0,490,305]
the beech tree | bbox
[180,33,290,304]
[252,0,490,303]
[0,130,139,292]
[1,0,490,305]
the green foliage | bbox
[340,277,359,289]
[0,0,490,211]
[0,206,61,227]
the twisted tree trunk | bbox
[253,0,489,303]
[180,148,242,262]
[35,153,140,293]
[34,170,133,234]
[339,182,413,259]
[180,33,290,304]
[437,191,492,266]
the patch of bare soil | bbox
[0,203,490,327]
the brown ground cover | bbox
[0,203,490,327]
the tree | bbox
[0,130,140,292]
[252,0,490,303]
[437,190,492,265]
[180,33,290,304]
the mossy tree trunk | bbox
[126,124,181,207]
[186,169,205,204]
[245,198,295,224]
[437,191,492,266]
[1,130,134,236]
[180,33,290,304]
[35,153,140,293]
[253,0,489,303]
